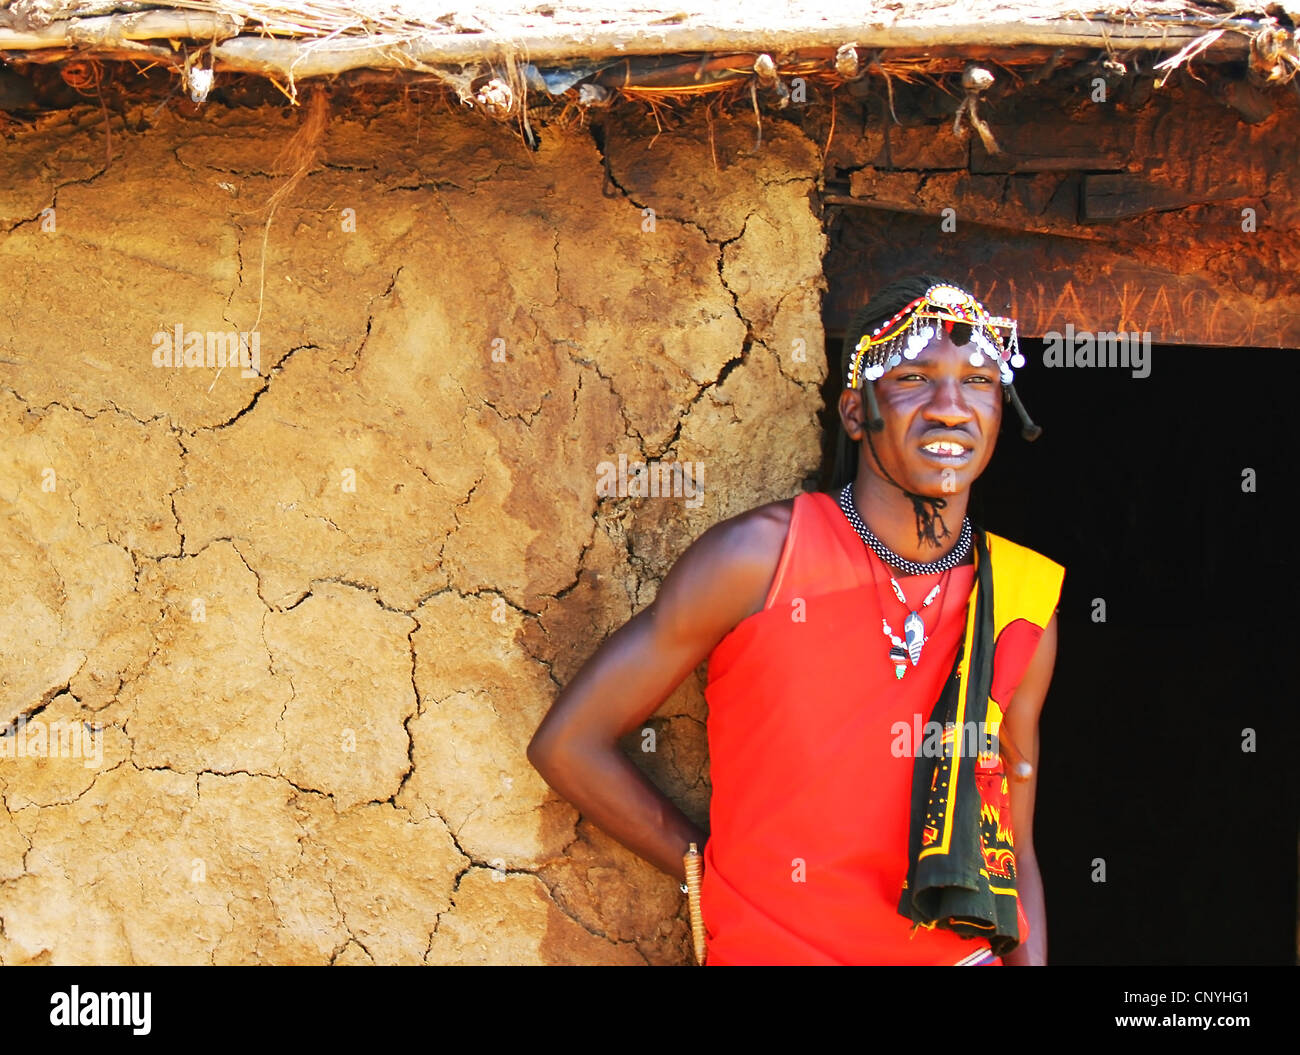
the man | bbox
[528,276,1063,965]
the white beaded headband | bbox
[845,283,1026,389]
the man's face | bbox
[849,329,1004,497]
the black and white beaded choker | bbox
[836,483,972,575]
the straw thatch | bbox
[1,1,1296,116]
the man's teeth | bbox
[922,441,968,455]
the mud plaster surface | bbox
[0,99,826,964]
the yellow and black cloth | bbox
[898,529,1064,957]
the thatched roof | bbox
[2,1,1296,110]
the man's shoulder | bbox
[661,497,799,626]
[983,529,1065,626]
[697,497,797,563]
[725,496,799,533]
[984,529,1065,577]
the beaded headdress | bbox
[845,282,1025,389]
[845,281,1042,443]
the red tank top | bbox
[700,492,1045,965]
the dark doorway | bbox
[819,333,1298,965]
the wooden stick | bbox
[0,14,1263,65]
[683,842,706,966]
[0,42,175,63]
[0,11,242,49]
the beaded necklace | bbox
[836,483,972,575]
[836,483,969,679]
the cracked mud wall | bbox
[0,98,827,964]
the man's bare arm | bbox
[1000,611,1058,966]
[527,503,791,881]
